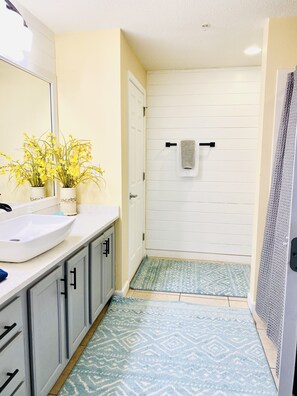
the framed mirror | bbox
[0,58,56,206]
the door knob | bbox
[129,193,138,199]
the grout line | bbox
[227,297,231,307]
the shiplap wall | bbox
[146,67,261,263]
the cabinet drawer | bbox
[0,298,22,350]
[0,333,25,396]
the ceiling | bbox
[16,0,297,70]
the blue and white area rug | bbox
[58,297,276,396]
[130,256,250,297]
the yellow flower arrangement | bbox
[0,132,53,187]
[49,134,104,188]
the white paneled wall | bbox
[146,67,261,262]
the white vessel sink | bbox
[0,214,76,262]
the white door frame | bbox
[127,71,146,281]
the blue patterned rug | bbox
[130,257,250,297]
[58,297,276,396]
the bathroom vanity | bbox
[0,206,119,396]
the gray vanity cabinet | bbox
[89,226,115,323]
[29,266,66,396]
[27,223,114,395]
[66,246,89,358]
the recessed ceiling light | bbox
[244,46,262,56]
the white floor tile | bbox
[228,297,248,302]
[132,289,179,295]
[181,293,228,300]
[180,295,229,307]
[132,291,180,301]
[265,349,277,369]
[258,330,276,350]
[257,329,277,368]
[229,300,249,308]
[253,312,266,330]
[126,290,134,297]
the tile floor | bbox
[48,289,278,395]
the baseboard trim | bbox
[146,249,251,264]
[114,280,130,297]
[247,292,256,313]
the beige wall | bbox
[56,29,122,206]
[251,17,297,301]
[55,29,146,292]
[119,31,146,290]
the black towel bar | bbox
[165,142,177,147]
[165,141,215,148]
[199,142,215,147]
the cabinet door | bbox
[89,234,105,324]
[103,226,115,304]
[29,266,66,396]
[66,246,89,358]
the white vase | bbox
[60,187,77,216]
[30,186,46,201]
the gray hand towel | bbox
[181,140,195,169]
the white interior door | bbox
[128,73,145,280]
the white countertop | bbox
[0,205,119,306]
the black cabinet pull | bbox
[0,369,19,392]
[103,240,108,257]
[0,323,17,341]
[60,278,67,296]
[103,238,110,257]
[70,268,77,290]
